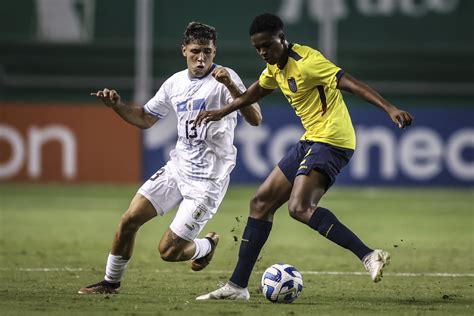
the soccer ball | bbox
[261,263,303,303]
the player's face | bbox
[250,32,287,67]
[182,41,216,78]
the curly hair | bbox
[183,22,217,45]
[249,13,284,36]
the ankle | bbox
[103,280,121,288]
[227,281,245,289]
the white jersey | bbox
[144,64,245,180]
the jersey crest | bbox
[186,99,193,111]
[288,77,297,93]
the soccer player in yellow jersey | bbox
[195,13,413,300]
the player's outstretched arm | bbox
[338,74,413,129]
[212,67,263,126]
[195,81,272,126]
[91,88,158,129]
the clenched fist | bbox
[212,67,232,86]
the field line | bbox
[202,270,474,277]
[1,268,473,277]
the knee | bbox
[119,209,144,232]
[288,199,312,222]
[249,195,273,221]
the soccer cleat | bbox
[363,249,391,282]
[191,232,219,271]
[196,282,250,300]
[78,280,120,294]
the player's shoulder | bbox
[290,43,322,61]
[159,69,189,90]
[167,69,189,82]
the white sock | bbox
[104,253,129,283]
[191,238,212,260]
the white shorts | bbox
[137,160,230,241]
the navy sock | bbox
[308,207,372,260]
[230,217,272,288]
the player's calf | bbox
[159,228,197,262]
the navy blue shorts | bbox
[277,141,354,189]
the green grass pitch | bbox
[0,184,473,315]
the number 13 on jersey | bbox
[185,120,197,139]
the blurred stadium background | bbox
[0,0,473,186]
[1,1,473,314]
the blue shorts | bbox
[277,141,354,189]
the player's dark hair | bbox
[183,22,217,45]
[249,13,284,36]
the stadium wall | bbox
[143,106,474,187]
[0,104,141,183]
[1,104,472,186]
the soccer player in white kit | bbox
[78,22,262,294]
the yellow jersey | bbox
[258,43,356,149]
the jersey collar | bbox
[189,63,217,81]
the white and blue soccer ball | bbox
[261,263,303,303]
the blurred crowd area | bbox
[0,0,472,105]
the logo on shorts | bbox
[184,223,196,231]
[288,77,297,93]
[192,204,208,220]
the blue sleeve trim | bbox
[317,85,328,114]
[144,104,163,118]
[288,44,302,61]
[336,69,345,82]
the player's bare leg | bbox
[78,194,157,294]
[158,228,197,261]
[112,194,158,257]
[158,228,219,271]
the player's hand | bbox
[389,109,413,129]
[195,109,225,126]
[90,88,121,107]
[212,67,232,86]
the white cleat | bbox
[363,249,391,282]
[196,282,250,300]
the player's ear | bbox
[181,45,187,57]
[279,32,286,44]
